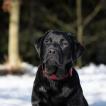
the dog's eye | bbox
[62,42,69,47]
[60,39,69,47]
[63,42,68,46]
[44,38,52,44]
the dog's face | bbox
[43,32,71,66]
[35,30,84,76]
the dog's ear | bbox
[34,36,44,57]
[34,31,50,57]
[67,32,85,61]
[73,41,84,61]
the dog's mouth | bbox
[43,65,69,80]
[44,65,57,76]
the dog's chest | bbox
[38,80,73,100]
[38,80,60,96]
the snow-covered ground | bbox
[0,63,106,106]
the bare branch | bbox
[83,3,102,27]
[45,14,76,32]
[41,6,76,32]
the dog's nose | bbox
[48,49,56,54]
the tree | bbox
[76,0,83,66]
[2,0,21,71]
[75,0,103,66]
[8,0,21,70]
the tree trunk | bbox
[76,0,83,67]
[8,0,21,69]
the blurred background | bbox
[0,0,106,67]
[0,0,106,106]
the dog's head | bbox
[35,30,84,77]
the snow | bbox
[0,63,106,106]
[77,64,106,106]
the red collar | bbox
[43,68,73,80]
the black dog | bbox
[32,30,88,106]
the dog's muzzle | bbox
[43,47,63,66]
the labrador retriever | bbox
[31,30,88,106]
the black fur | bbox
[32,30,88,106]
